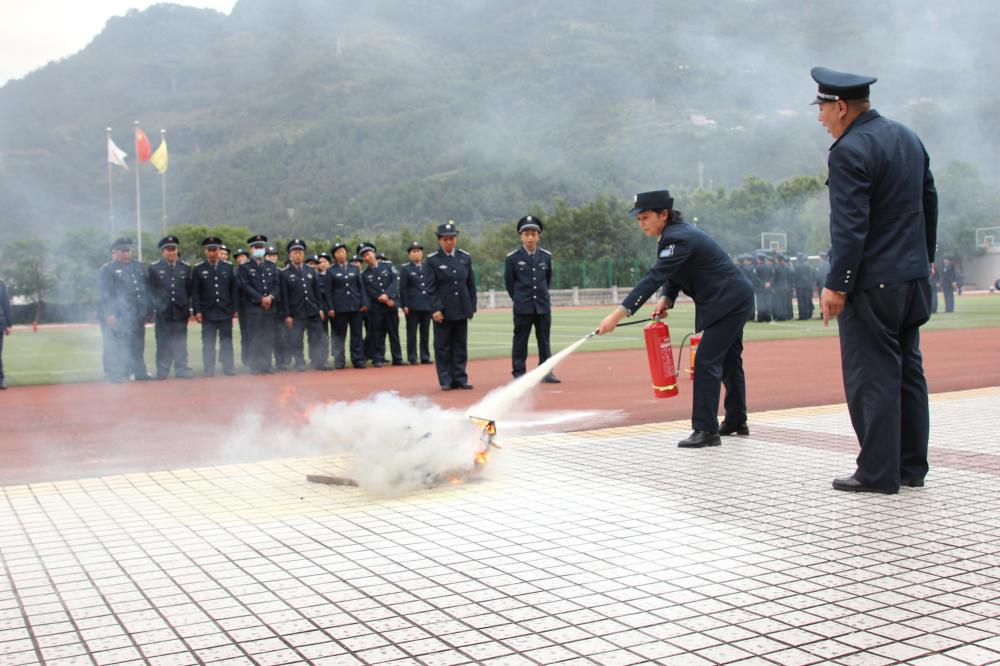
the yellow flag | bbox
[149,138,168,174]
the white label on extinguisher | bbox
[660,337,676,376]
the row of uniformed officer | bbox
[0,276,11,389]
[280,239,328,371]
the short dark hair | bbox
[651,209,684,223]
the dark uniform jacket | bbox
[826,109,938,292]
[280,264,324,318]
[753,262,774,288]
[504,246,553,315]
[0,280,11,328]
[324,263,366,312]
[773,263,790,291]
[622,221,753,332]
[98,260,151,321]
[398,261,434,311]
[192,260,239,320]
[361,262,400,304]
[237,259,281,311]
[426,249,477,320]
[794,262,816,289]
[147,259,192,320]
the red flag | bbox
[135,127,152,162]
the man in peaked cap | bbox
[279,239,328,371]
[811,66,938,494]
[398,241,434,365]
[504,216,559,383]
[793,253,816,320]
[191,236,239,376]
[359,243,403,367]
[237,234,282,374]
[147,235,193,379]
[98,237,153,382]
[426,222,477,390]
[324,242,367,369]
[596,191,754,448]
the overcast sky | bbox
[0,0,238,86]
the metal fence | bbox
[476,259,650,291]
[477,286,630,309]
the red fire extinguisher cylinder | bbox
[643,321,679,399]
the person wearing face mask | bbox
[191,236,239,376]
[237,234,281,374]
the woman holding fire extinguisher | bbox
[597,190,755,448]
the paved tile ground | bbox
[2,388,999,666]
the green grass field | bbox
[4,294,999,386]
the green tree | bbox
[0,238,57,321]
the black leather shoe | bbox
[222,369,237,376]
[678,431,721,448]
[453,383,474,390]
[901,477,925,487]
[440,385,453,392]
[541,375,562,384]
[719,421,750,436]
[133,374,153,381]
[832,475,897,494]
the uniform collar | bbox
[830,108,880,150]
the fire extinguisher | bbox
[643,320,679,398]
[687,332,702,379]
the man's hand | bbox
[596,306,628,335]
[319,311,325,322]
[285,316,293,329]
[378,294,389,304]
[652,296,670,320]
[385,298,396,309]
[261,295,273,311]
[195,313,203,324]
[821,288,846,327]
[4,327,10,336]
[432,310,444,323]
[327,309,336,319]
[403,307,410,316]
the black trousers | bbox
[0,331,5,385]
[105,317,148,381]
[370,303,402,365]
[286,315,327,369]
[331,311,364,368]
[202,317,234,373]
[691,306,752,432]
[273,315,290,368]
[942,287,955,313]
[433,318,469,387]
[405,310,432,364]
[511,312,552,377]
[238,311,249,366]
[795,287,814,320]
[155,316,190,377]
[245,309,276,373]
[362,312,376,363]
[838,279,931,491]
[755,289,772,322]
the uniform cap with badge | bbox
[158,235,180,250]
[516,215,543,233]
[436,222,459,237]
[330,242,347,254]
[357,242,376,257]
[809,67,876,105]
[286,238,307,252]
[247,234,268,248]
[629,190,674,216]
[407,241,423,251]
[111,236,133,251]
[233,247,248,258]
[201,236,224,249]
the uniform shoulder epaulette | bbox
[505,249,518,257]
[458,249,471,256]
[426,250,440,258]
[539,248,552,255]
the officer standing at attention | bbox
[939,256,957,313]
[398,241,434,366]
[426,222,477,391]
[0,276,11,390]
[280,239,328,371]
[147,235,193,379]
[237,235,281,374]
[504,215,560,383]
[793,253,816,320]
[812,66,938,494]
[752,253,774,322]
[97,237,153,383]
[191,237,239,376]
[597,191,754,448]
[325,243,367,369]
[359,243,404,367]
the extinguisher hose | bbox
[676,332,693,373]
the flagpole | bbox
[160,129,167,234]
[134,120,142,261]
[107,127,114,241]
